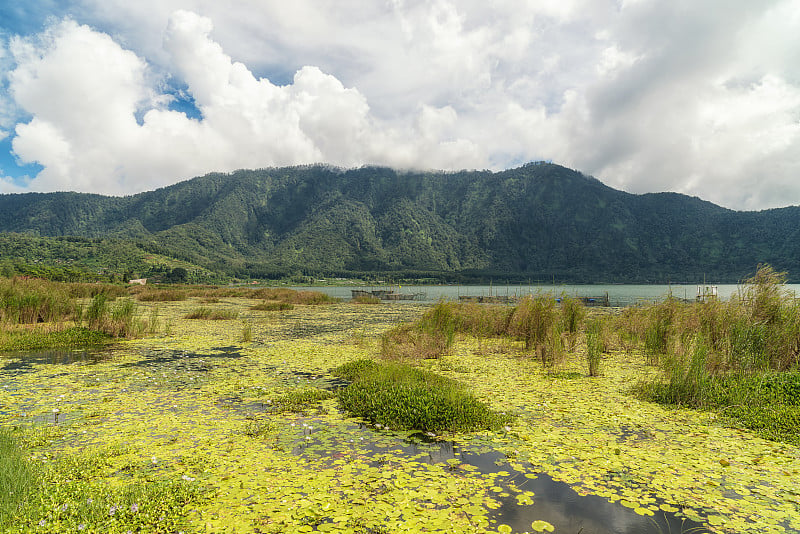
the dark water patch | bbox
[120,348,244,372]
[615,424,656,442]
[277,419,710,534]
[0,349,111,373]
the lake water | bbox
[291,283,800,306]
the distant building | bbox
[129,278,147,285]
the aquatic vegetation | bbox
[380,301,459,360]
[0,278,78,324]
[241,321,252,342]
[270,387,335,413]
[334,359,512,432]
[1,296,800,533]
[350,294,381,304]
[0,326,110,352]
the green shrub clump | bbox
[333,359,511,433]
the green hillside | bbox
[1,162,798,283]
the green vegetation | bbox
[627,266,800,443]
[0,327,110,352]
[0,278,336,351]
[270,388,335,413]
[0,427,205,533]
[350,295,381,304]
[2,290,800,533]
[251,301,294,311]
[585,317,605,377]
[4,163,800,283]
[334,359,511,432]
[184,307,238,320]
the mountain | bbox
[1,162,799,283]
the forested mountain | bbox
[1,162,799,283]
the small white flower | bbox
[182,475,195,482]
[151,456,158,464]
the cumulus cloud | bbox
[2,1,800,210]
[4,11,481,194]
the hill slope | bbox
[1,162,798,282]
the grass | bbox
[0,427,36,525]
[134,288,189,302]
[0,279,150,351]
[183,307,238,320]
[0,426,206,532]
[251,301,294,311]
[585,317,605,377]
[351,295,382,304]
[333,359,511,433]
[0,327,110,352]
[625,265,800,443]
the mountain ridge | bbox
[1,162,798,283]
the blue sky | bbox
[1,1,799,210]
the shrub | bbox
[333,359,511,433]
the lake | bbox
[291,283,800,306]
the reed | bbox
[585,317,605,377]
[184,307,238,320]
[251,301,294,311]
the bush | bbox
[333,360,511,433]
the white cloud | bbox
[1,1,800,209]
[5,10,482,194]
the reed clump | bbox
[251,301,294,311]
[134,289,189,302]
[628,265,800,443]
[0,278,78,325]
[183,307,238,320]
[380,301,460,360]
[351,295,381,304]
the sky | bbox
[0,1,798,211]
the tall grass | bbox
[585,317,605,377]
[0,278,78,325]
[0,427,36,525]
[381,295,579,366]
[628,265,800,443]
[0,427,205,532]
[183,307,238,320]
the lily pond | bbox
[1,299,799,533]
